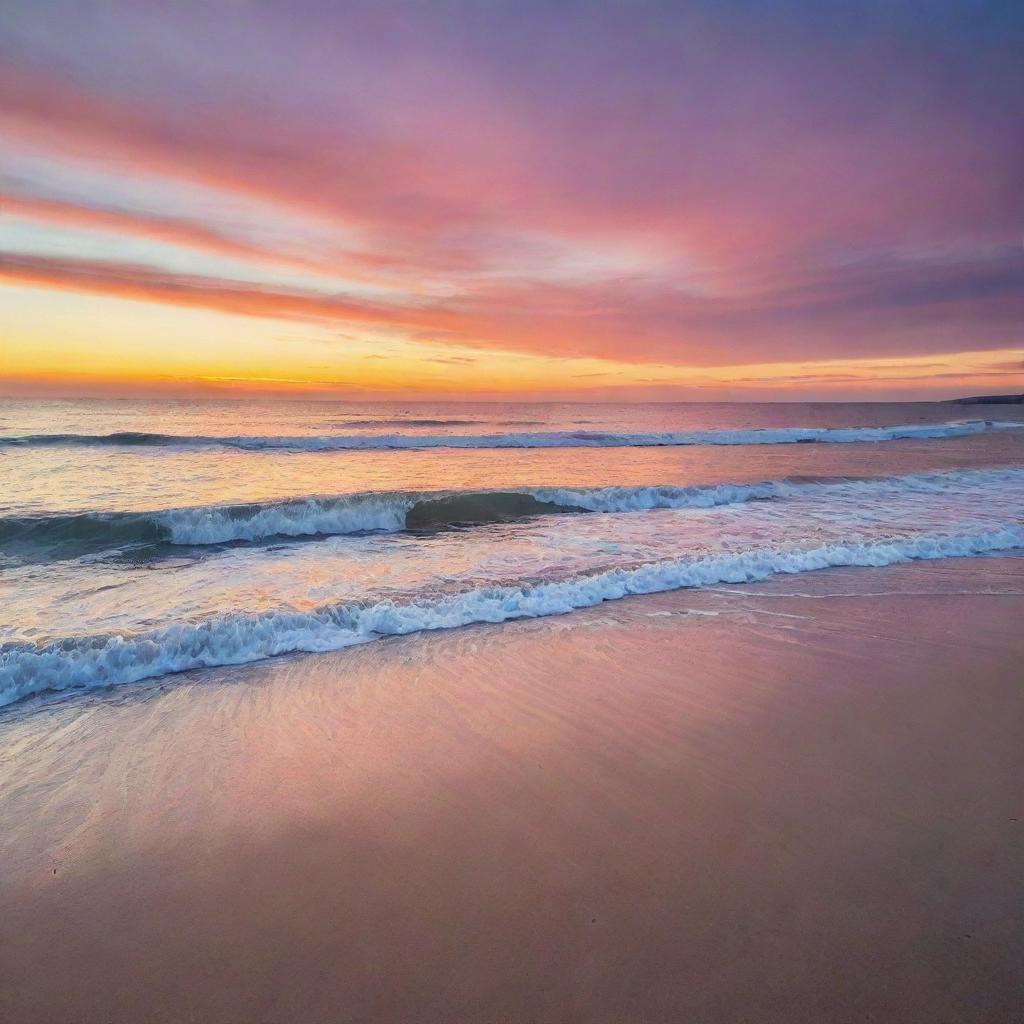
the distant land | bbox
[948,393,1024,405]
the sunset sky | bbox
[2,0,1021,401]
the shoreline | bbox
[2,555,1023,1022]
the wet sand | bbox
[1,556,1022,1023]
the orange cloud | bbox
[0,252,464,332]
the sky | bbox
[1,0,1022,401]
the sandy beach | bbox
[1,554,1021,1023]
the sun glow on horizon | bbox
[4,279,1020,403]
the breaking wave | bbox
[1,419,1018,451]
[0,483,767,561]
[4,468,1022,564]
[3,523,1022,708]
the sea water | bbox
[3,398,1023,706]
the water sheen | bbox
[3,398,1023,706]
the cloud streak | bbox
[2,242,1021,368]
[0,252,460,331]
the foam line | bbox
[3,523,1022,707]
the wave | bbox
[337,418,480,428]
[337,419,546,428]
[5,468,1022,562]
[0,483,767,560]
[4,523,1022,707]
[1,419,1018,451]
[0,431,181,447]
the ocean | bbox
[2,397,1023,708]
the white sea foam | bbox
[200,419,1024,449]
[158,467,1024,542]
[158,494,412,544]
[4,467,1023,555]
[157,483,778,544]
[3,523,1022,707]
[549,465,1024,508]
[2,419,1019,451]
